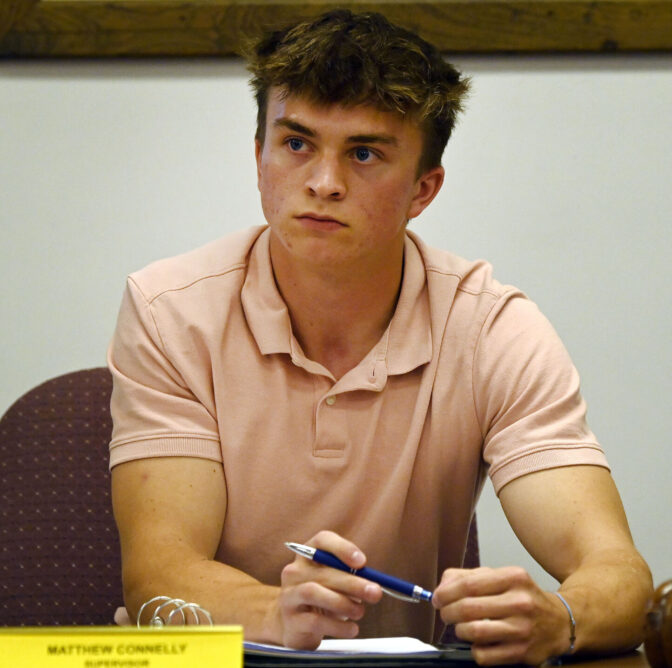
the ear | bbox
[255,138,263,191]
[407,166,444,220]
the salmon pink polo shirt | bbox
[108,225,608,641]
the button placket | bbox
[313,389,347,457]
[312,349,388,456]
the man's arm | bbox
[432,465,652,665]
[112,457,381,647]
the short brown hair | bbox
[246,10,470,175]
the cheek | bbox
[359,180,415,229]
[259,166,289,218]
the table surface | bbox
[242,648,648,667]
[561,650,647,668]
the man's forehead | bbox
[266,86,420,135]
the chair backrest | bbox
[0,367,122,626]
[464,515,480,570]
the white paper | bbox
[244,637,438,655]
[318,637,438,653]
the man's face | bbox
[255,88,444,275]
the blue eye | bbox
[288,138,304,151]
[355,147,372,162]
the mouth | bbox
[295,212,346,229]
[296,212,344,224]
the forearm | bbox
[122,546,282,643]
[556,547,653,655]
[112,459,285,640]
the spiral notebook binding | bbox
[137,595,214,627]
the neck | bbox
[270,239,404,379]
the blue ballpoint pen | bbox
[285,542,433,603]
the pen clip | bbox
[381,587,420,603]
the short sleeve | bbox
[474,291,609,494]
[107,277,221,469]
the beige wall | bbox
[1,55,670,594]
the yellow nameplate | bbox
[0,625,243,668]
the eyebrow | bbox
[273,118,315,137]
[346,134,398,146]
[273,118,398,146]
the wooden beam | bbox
[2,0,672,57]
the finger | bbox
[312,568,382,605]
[284,610,359,650]
[282,559,382,605]
[455,616,530,645]
[438,568,471,587]
[308,530,367,569]
[283,579,368,622]
[439,588,536,625]
[281,581,363,650]
[469,641,532,666]
[298,531,383,603]
[434,566,530,608]
[432,569,470,608]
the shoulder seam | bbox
[425,264,503,299]
[141,261,248,305]
[127,275,171,356]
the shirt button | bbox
[325,395,336,406]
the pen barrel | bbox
[312,549,418,599]
[356,565,417,599]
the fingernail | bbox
[352,550,364,565]
[364,584,380,598]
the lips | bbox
[296,211,346,229]
[296,212,345,225]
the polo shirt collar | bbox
[241,228,292,356]
[241,228,432,386]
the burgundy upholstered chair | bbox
[0,367,122,626]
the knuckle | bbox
[288,626,321,650]
[453,622,470,642]
[438,601,456,623]
[518,597,536,616]
[470,646,488,665]
[300,581,322,600]
[460,598,485,620]
[313,529,336,544]
[468,621,489,644]
[440,567,461,582]
[510,590,535,614]
[350,599,366,619]
[302,613,324,635]
[281,562,300,584]
[517,617,534,638]
[506,566,530,584]
[461,577,481,597]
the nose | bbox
[306,154,346,200]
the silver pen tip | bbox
[284,542,315,559]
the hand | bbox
[432,567,571,665]
[275,530,383,649]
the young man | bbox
[109,10,652,664]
